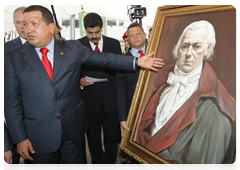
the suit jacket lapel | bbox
[82,36,92,50]
[52,39,66,80]
[102,36,109,52]
[22,43,51,83]
[22,40,66,83]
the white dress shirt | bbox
[89,35,103,52]
[35,37,55,68]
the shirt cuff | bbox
[133,58,135,69]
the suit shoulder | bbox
[4,38,18,52]
[4,40,13,46]
[104,36,120,44]
[5,37,19,44]
[77,36,87,43]
[56,39,81,47]
[4,43,25,55]
[124,51,133,56]
[4,41,14,52]
[76,37,90,48]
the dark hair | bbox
[24,5,54,25]
[127,22,145,36]
[84,13,103,29]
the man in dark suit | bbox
[116,22,157,164]
[4,6,26,164]
[4,6,63,164]
[4,7,26,52]
[4,5,164,164]
[116,22,154,137]
[77,13,122,164]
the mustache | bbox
[91,38,99,41]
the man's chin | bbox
[27,39,38,47]
[19,32,25,38]
[180,65,194,73]
[90,39,99,43]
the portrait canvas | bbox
[119,5,236,164]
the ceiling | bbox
[4,5,162,32]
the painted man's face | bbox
[177,28,211,73]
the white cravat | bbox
[150,62,203,137]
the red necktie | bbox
[40,48,53,80]
[94,42,100,52]
[138,50,144,57]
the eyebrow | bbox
[22,19,38,23]
[129,32,141,36]
[182,41,203,45]
[87,30,101,34]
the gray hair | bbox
[13,7,26,20]
[173,20,216,61]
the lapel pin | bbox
[60,52,64,55]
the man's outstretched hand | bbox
[138,51,164,71]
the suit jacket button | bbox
[52,84,55,87]
[57,116,60,119]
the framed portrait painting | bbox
[119,5,236,164]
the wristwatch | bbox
[135,57,138,68]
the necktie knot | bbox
[40,48,49,55]
[138,50,144,57]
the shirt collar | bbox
[130,46,146,57]
[35,37,55,53]
[20,36,27,44]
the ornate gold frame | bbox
[119,5,236,164]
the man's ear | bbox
[49,23,56,34]
[205,43,212,56]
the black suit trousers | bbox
[30,123,87,164]
[87,104,120,164]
